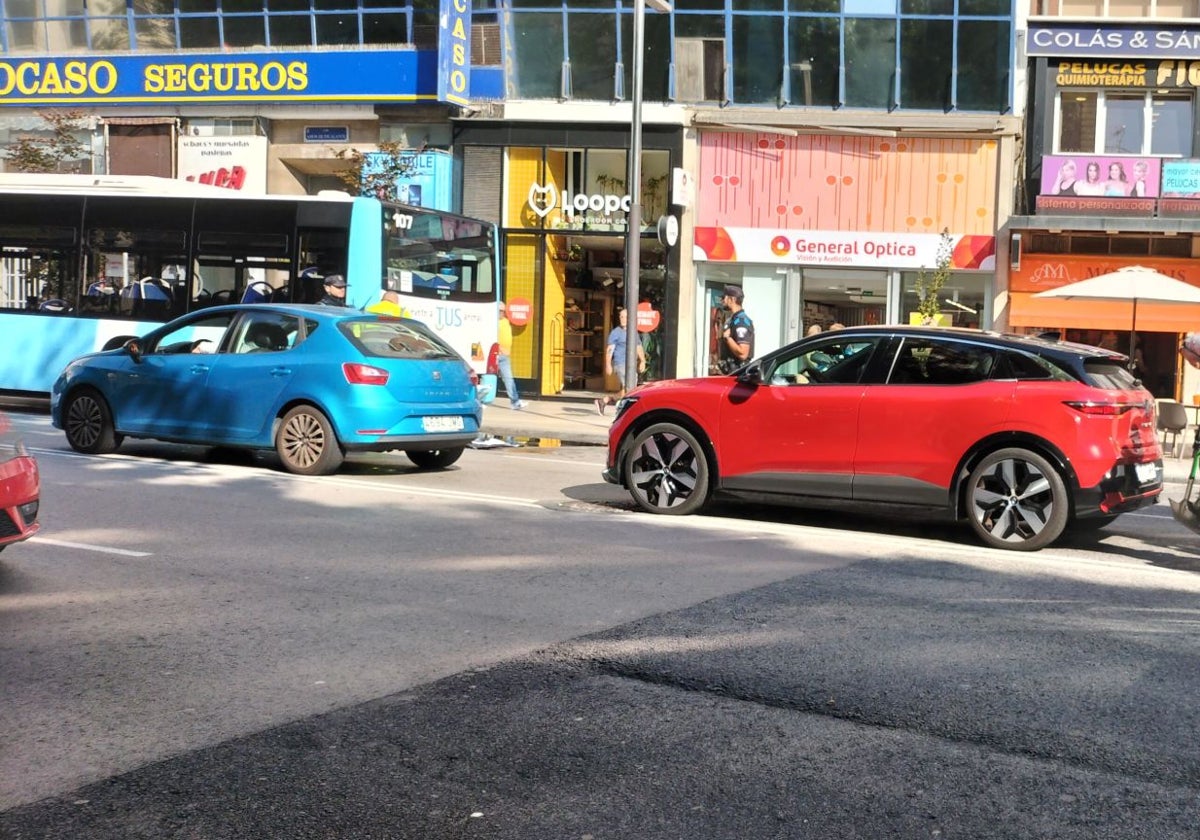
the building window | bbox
[1055,90,1193,157]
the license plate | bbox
[1135,462,1159,484]
[422,415,464,433]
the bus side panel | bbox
[2,313,157,394]
[347,197,384,310]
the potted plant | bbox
[912,229,954,326]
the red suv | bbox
[0,412,40,553]
[603,327,1163,551]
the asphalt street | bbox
[3,408,1199,839]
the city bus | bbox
[0,174,498,395]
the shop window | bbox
[675,37,725,102]
[269,14,313,46]
[618,10,672,102]
[844,18,896,109]
[899,271,986,329]
[567,11,618,102]
[732,16,783,104]
[1055,90,1193,157]
[787,17,839,107]
[509,12,565,98]
[956,20,1009,112]
[900,18,952,110]
[179,15,219,48]
[363,13,407,45]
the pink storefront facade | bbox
[687,130,1015,375]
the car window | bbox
[342,318,461,360]
[1083,358,1141,390]
[150,313,234,355]
[766,337,880,386]
[887,338,996,385]
[231,312,299,354]
[996,350,1073,381]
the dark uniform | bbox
[720,309,754,372]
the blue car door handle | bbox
[190,364,211,374]
[270,367,292,377]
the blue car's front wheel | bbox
[64,388,122,455]
[275,405,344,476]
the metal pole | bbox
[623,0,646,395]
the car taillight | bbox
[469,370,480,387]
[1063,400,1135,416]
[343,363,390,385]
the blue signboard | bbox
[1029,24,1200,58]
[1162,160,1200,198]
[365,150,456,213]
[437,0,472,106]
[0,50,438,106]
[304,126,349,143]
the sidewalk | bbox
[479,397,611,446]
[477,396,1196,489]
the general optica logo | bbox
[770,236,791,257]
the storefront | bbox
[457,123,684,401]
[1010,21,1200,400]
[691,132,1001,376]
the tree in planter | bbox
[641,174,667,223]
[333,141,416,202]
[3,110,89,174]
[913,228,954,326]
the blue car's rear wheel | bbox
[64,389,121,455]
[275,405,344,475]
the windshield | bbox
[381,205,495,303]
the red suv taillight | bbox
[343,363,390,385]
[1063,400,1136,416]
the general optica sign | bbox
[693,228,996,270]
[0,50,437,105]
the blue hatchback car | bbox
[50,304,483,475]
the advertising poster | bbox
[1040,154,1160,198]
[177,135,267,194]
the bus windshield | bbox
[382,205,495,304]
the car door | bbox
[718,335,882,498]
[200,311,301,441]
[853,335,1016,505]
[108,313,233,437]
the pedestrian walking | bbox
[497,302,524,410]
[595,307,645,415]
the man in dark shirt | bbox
[719,284,754,373]
[318,274,347,306]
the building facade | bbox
[1011,3,1200,400]
[2,0,1027,400]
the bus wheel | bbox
[64,389,121,454]
[275,406,343,475]
[406,448,464,470]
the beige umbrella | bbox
[1033,265,1200,365]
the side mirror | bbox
[124,339,143,363]
[738,363,763,385]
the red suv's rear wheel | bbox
[966,447,1068,551]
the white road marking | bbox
[29,537,152,557]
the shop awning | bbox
[1008,291,1200,333]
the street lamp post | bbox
[623,0,671,395]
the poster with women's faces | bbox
[1040,155,1161,198]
